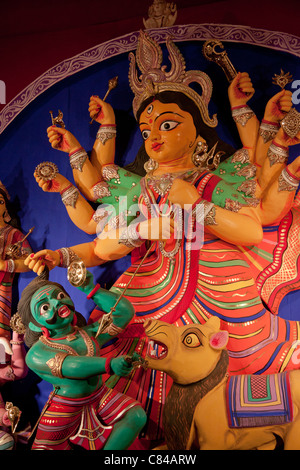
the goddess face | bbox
[30,284,75,332]
[139,100,199,165]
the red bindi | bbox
[149,119,153,123]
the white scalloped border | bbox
[1,23,299,135]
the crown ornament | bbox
[128,30,218,128]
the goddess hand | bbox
[138,216,174,241]
[24,250,61,275]
[264,90,292,122]
[286,155,300,179]
[168,178,200,207]
[228,72,255,107]
[88,96,115,124]
[47,126,81,153]
[275,127,300,147]
[34,171,71,193]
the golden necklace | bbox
[39,327,94,357]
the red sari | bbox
[91,156,300,442]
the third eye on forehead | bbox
[146,104,153,115]
[139,111,185,128]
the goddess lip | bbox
[152,142,163,151]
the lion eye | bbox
[183,333,201,348]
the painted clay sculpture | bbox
[29,32,300,444]
[145,316,300,450]
[16,267,146,450]
[0,183,32,341]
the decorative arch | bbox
[1,23,300,135]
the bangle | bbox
[259,119,280,143]
[231,148,250,165]
[267,140,289,167]
[87,284,101,299]
[92,206,113,226]
[105,357,113,375]
[61,185,79,208]
[278,166,300,192]
[96,125,116,145]
[118,223,145,249]
[60,183,73,195]
[56,249,64,267]
[281,108,300,139]
[10,340,23,345]
[231,105,255,127]
[92,180,111,201]
[5,259,15,273]
[191,198,217,226]
[69,147,88,172]
[56,247,80,268]
[102,164,120,182]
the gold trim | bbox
[46,352,68,378]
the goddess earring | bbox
[3,210,11,223]
[191,141,208,167]
[144,158,159,174]
[192,141,223,170]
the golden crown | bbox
[128,30,218,128]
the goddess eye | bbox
[160,120,180,131]
[57,291,66,300]
[141,129,151,140]
[182,332,201,348]
[40,303,50,315]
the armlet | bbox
[46,352,69,378]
